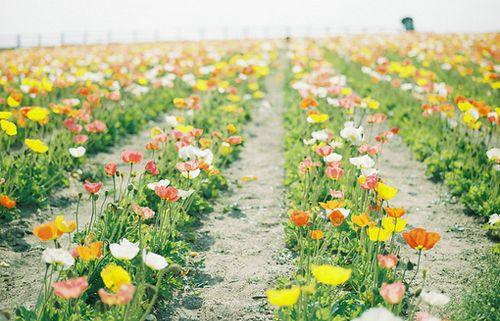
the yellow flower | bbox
[150,126,163,138]
[194,79,208,92]
[101,263,131,292]
[199,137,212,149]
[266,286,300,307]
[7,96,20,107]
[1,120,17,136]
[227,94,241,102]
[26,107,50,122]
[54,215,77,233]
[42,77,53,92]
[219,142,232,156]
[175,124,194,134]
[173,98,187,108]
[0,111,12,120]
[307,113,329,123]
[341,87,352,95]
[311,264,352,286]
[377,182,398,201]
[367,226,392,242]
[248,82,259,91]
[253,91,265,99]
[25,139,49,153]
[381,217,407,233]
[365,97,380,109]
[227,123,237,134]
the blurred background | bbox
[1,0,499,48]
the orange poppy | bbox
[290,210,310,227]
[402,228,440,251]
[384,207,406,218]
[33,221,62,241]
[351,213,371,227]
[299,97,318,109]
[328,210,345,227]
[76,241,103,261]
[0,195,16,209]
[319,200,345,210]
[310,230,324,240]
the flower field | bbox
[0,33,498,321]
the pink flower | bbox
[64,118,83,133]
[228,136,243,145]
[377,254,398,269]
[121,150,143,164]
[315,145,333,157]
[104,162,118,176]
[154,185,180,202]
[145,160,159,176]
[329,189,344,199]
[366,113,387,124]
[52,276,88,299]
[380,281,405,304]
[84,180,102,194]
[325,164,344,180]
[107,91,121,101]
[74,134,88,144]
[154,133,168,143]
[361,173,378,190]
[85,120,107,133]
[132,204,155,220]
[176,160,199,173]
[98,284,135,306]
[299,156,321,173]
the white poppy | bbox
[420,290,450,306]
[41,248,75,270]
[181,168,200,179]
[165,115,178,127]
[142,251,168,270]
[311,130,329,142]
[352,307,403,321]
[147,179,170,191]
[486,148,500,163]
[109,238,139,260]
[340,122,364,146]
[349,155,375,169]
[69,146,86,158]
[178,189,195,199]
[324,153,342,163]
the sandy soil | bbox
[163,70,292,321]
[377,135,489,300]
[0,114,172,312]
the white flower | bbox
[69,146,86,158]
[489,214,500,225]
[327,97,340,106]
[165,115,178,127]
[361,168,378,176]
[330,140,344,149]
[303,138,316,145]
[324,153,342,163]
[178,189,195,199]
[311,130,329,142]
[147,179,170,190]
[178,145,199,160]
[352,307,403,321]
[109,238,139,260]
[486,148,500,163]
[181,168,200,179]
[420,290,450,306]
[142,251,168,270]
[401,83,413,91]
[197,149,213,165]
[349,155,375,169]
[340,122,364,146]
[42,248,75,270]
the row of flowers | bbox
[264,40,449,321]
[323,35,499,221]
[9,41,275,320]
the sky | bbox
[1,0,499,47]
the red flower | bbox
[84,180,102,194]
[145,160,159,176]
[154,186,180,202]
[104,162,118,176]
[121,150,143,164]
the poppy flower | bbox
[377,254,398,269]
[98,284,136,305]
[380,281,405,304]
[145,160,159,176]
[300,97,318,109]
[121,150,143,164]
[104,162,118,176]
[42,248,75,270]
[25,138,49,153]
[352,213,371,227]
[328,208,349,227]
[54,215,77,233]
[84,180,102,194]
[310,230,324,240]
[52,276,88,299]
[0,120,17,136]
[290,210,310,227]
[381,217,407,233]
[100,263,131,292]
[132,204,155,220]
[109,238,140,260]
[142,250,169,270]
[34,221,62,241]
[76,241,103,261]
[384,207,406,218]
[325,164,344,180]
[154,185,180,202]
[266,286,301,307]
[0,195,16,209]
[376,182,398,201]
[403,228,440,250]
[311,264,352,286]
[367,226,392,242]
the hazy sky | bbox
[0,0,499,45]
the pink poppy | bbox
[52,276,88,299]
[325,164,344,180]
[104,162,118,176]
[121,150,143,164]
[299,156,321,173]
[98,284,135,306]
[154,185,180,202]
[85,120,107,133]
[84,180,102,194]
[380,281,405,304]
[377,254,398,269]
[74,134,88,144]
[228,136,243,145]
[145,160,159,176]
[132,204,155,220]
[315,145,333,157]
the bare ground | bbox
[378,135,489,300]
[164,71,291,321]
[0,115,173,312]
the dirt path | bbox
[378,135,488,300]
[0,113,173,311]
[165,68,291,321]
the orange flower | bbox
[76,241,103,261]
[328,210,345,227]
[402,228,440,251]
[0,195,16,209]
[300,97,318,109]
[290,210,310,227]
[33,221,62,241]
[319,200,345,210]
[384,207,406,218]
[310,230,324,240]
[352,213,371,227]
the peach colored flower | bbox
[52,276,88,299]
[98,284,135,305]
[377,254,398,269]
[380,281,405,304]
[121,150,143,164]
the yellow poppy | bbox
[100,263,131,292]
[367,226,392,242]
[194,79,208,92]
[25,139,49,153]
[352,213,371,227]
[1,120,17,136]
[311,264,352,286]
[54,215,77,233]
[7,96,20,107]
[308,113,329,123]
[381,217,407,233]
[175,124,194,134]
[377,182,398,201]
[219,142,232,156]
[226,123,237,134]
[0,111,12,120]
[266,286,300,307]
[26,107,50,122]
